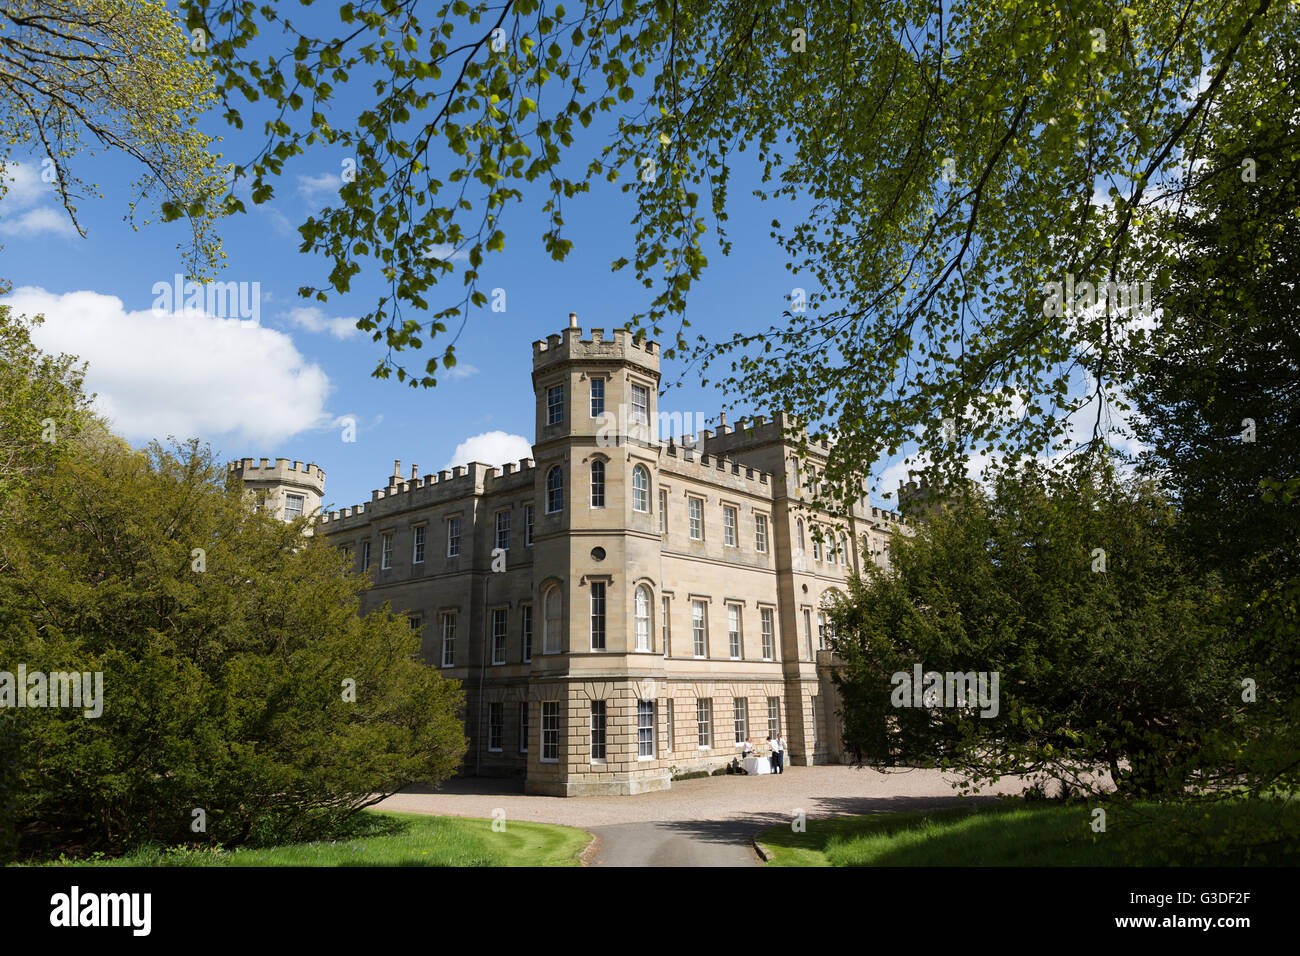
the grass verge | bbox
[756,799,1300,866]
[29,811,591,867]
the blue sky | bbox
[1,57,895,514]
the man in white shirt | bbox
[771,733,785,774]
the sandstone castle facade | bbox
[230,316,909,796]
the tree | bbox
[0,0,226,276]
[828,462,1235,799]
[0,336,467,855]
[182,0,1293,496]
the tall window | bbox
[590,701,607,761]
[692,600,707,657]
[495,510,510,550]
[630,382,649,425]
[488,702,503,752]
[284,493,304,518]
[804,609,813,659]
[491,608,507,665]
[544,587,561,653]
[519,703,529,753]
[380,533,393,569]
[361,540,371,571]
[664,699,674,755]
[590,377,604,417]
[812,527,821,561]
[409,614,422,635]
[525,504,535,546]
[590,460,605,508]
[767,696,781,739]
[817,611,827,650]
[755,514,768,553]
[542,702,559,761]
[440,613,456,667]
[841,534,850,567]
[632,465,649,512]
[696,699,713,749]
[635,586,652,651]
[412,525,426,564]
[811,697,818,748]
[637,700,655,758]
[761,607,775,660]
[723,505,737,546]
[688,497,703,539]
[827,531,836,565]
[521,604,533,662]
[546,383,564,425]
[658,489,668,533]
[546,466,564,513]
[447,517,461,557]
[733,698,748,743]
[727,604,742,659]
[590,582,606,650]
[661,595,671,657]
[797,518,805,553]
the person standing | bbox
[771,732,784,774]
[777,732,789,774]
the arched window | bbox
[590,460,605,508]
[544,586,562,653]
[635,585,652,651]
[632,465,650,512]
[546,466,563,513]
[796,519,805,553]
[812,525,821,561]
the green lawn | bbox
[757,799,1300,866]
[33,812,592,867]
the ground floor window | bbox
[637,700,655,758]
[663,699,674,755]
[767,696,781,739]
[590,700,607,762]
[542,702,559,761]
[519,701,529,753]
[488,702,503,752]
[696,698,712,749]
[733,697,748,744]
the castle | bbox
[230,315,910,796]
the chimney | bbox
[568,311,578,329]
[411,463,418,480]
[393,459,401,478]
[720,410,727,427]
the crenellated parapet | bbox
[228,457,326,493]
[532,322,660,375]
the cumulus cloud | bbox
[282,305,361,340]
[445,363,479,380]
[2,286,333,445]
[444,431,533,470]
[0,162,76,238]
[297,171,341,204]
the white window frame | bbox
[412,524,426,564]
[440,612,456,668]
[447,517,461,557]
[525,504,535,546]
[696,698,713,749]
[541,701,559,762]
[284,493,305,518]
[658,488,668,533]
[590,700,607,763]
[380,533,393,569]
[630,382,649,425]
[688,497,703,540]
[727,603,742,660]
[661,595,671,657]
[767,696,781,739]
[733,697,748,744]
[488,702,503,752]
[635,585,652,652]
[590,581,606,651]
[691,600,708,658]
[723,505,737,547]
[590,460,605,508]
[755,513,768,553]
[546,383,564,426]
[761,606,775,661]
[590,376,605,417]
[491,607,508,665]
[546,466,563,514]
[637,700,655,759]
[495,509,511,551]
[632,465,649,512]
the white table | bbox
[742,755,772,775]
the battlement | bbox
[229,457,326,492]
[701,411,830,459]
[318,457,537,530]
[532,319,660,372]
[662,437,775,496]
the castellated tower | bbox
[228,457,326,529]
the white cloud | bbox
[424,243,469,262]
[282,305,360,340]
[297,172,340,204]
[444,431,533,470]
[0,162,76,238]
[445,363,479,380]
[2,286,333,445]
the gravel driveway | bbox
[375,766,1029,866]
